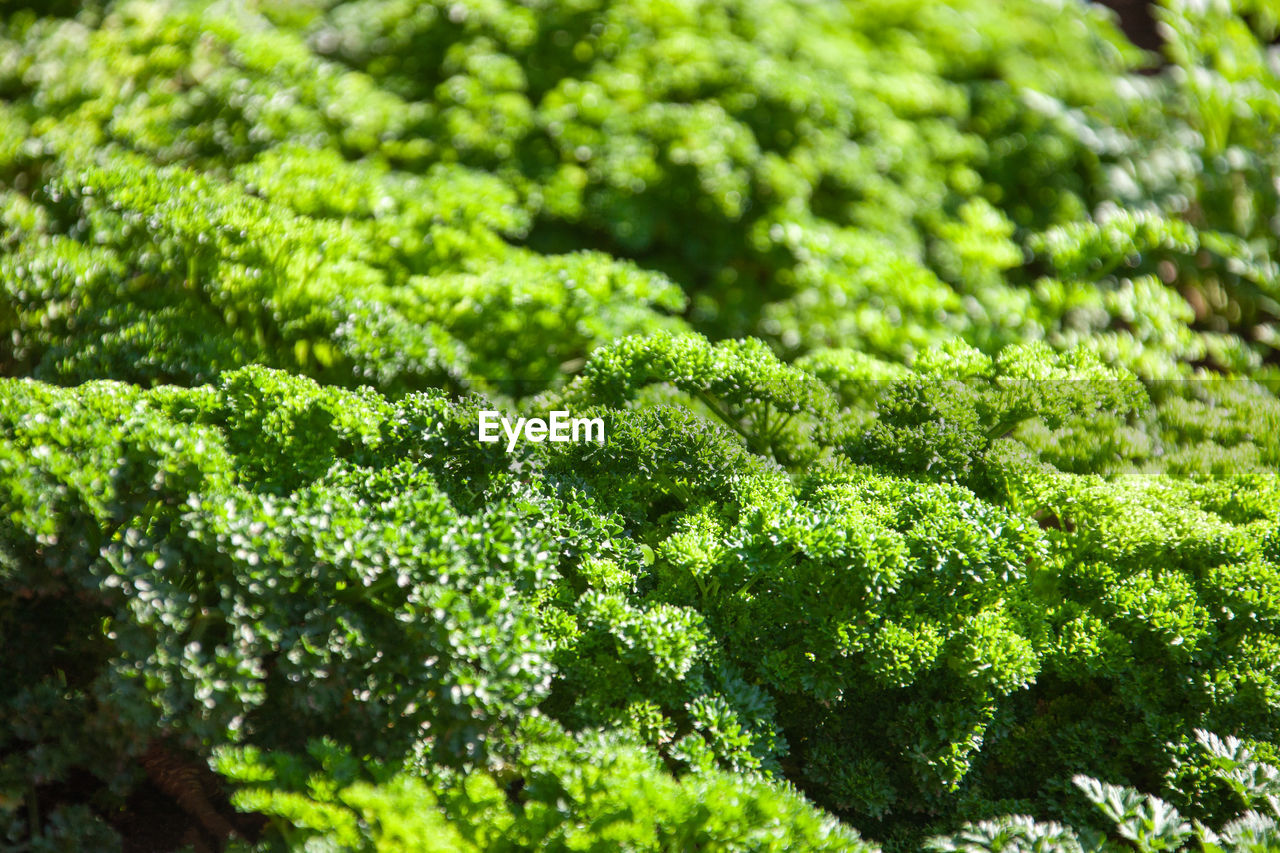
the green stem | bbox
[985,414,1027,441]
[768,413,794,447]
[27,784,38,839]
[693,390,765,455]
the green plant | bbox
[5,0,1280,850]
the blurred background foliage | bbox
[3,0,1280,392]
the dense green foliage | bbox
[927,731,1280,852]
[4,0,1280,850]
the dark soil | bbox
[1098,0,1163,52]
